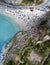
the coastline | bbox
[0,8,29,30]
[0,8,22,64]
[0,3,50,65]
[0,29,21,64]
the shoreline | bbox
[0,8,22,64]
[0,7,29,30]
[0,4,50,65]
[0,29,21,64]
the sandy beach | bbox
[0,6,49,31]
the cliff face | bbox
[4,0,23,5]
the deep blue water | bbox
[0,14,21,56]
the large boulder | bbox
[4,0,23,5]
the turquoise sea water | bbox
[0,13,21,59]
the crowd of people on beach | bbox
[0,7,47,30]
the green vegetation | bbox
[44,56,50,65]
[22,0,33,4]
[21,0,44,6]
[7,60,16,65]
[6,0,44,6]
[6,38,50,65]
[5,19,50,65]
[45,60,50,65]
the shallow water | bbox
[0,13,21,60]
